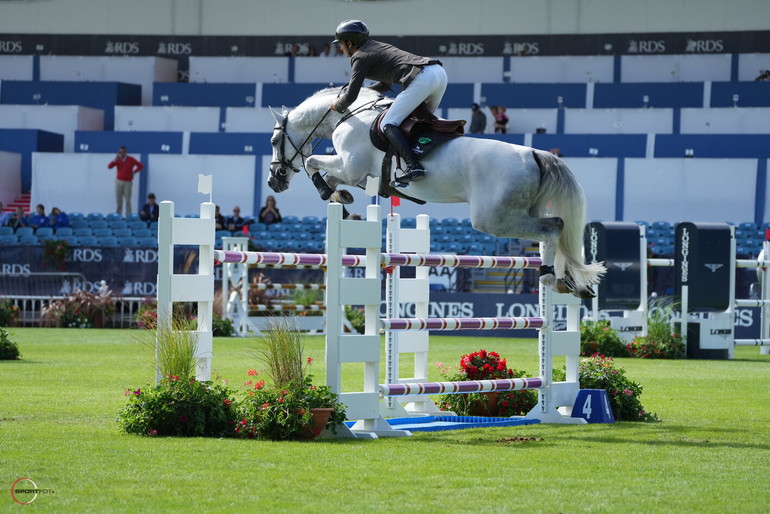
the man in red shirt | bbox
[107,146,144,216]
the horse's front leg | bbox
[304,154,354,204]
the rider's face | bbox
[341,41,355,57]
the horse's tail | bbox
[530,150,606,290]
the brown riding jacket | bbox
[333,39,440,112]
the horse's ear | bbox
[282,105,289,116]
[268,107,282,123]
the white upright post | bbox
[762,239,770,355]
[156,201,174,384]
[222,236,255,336]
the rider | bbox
[329,19,447,186]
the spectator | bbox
[49,207,69,229]
[28,203,51,230]
[491,105,509,134]
[140,193,159,222]
[0,202,11,227]
[107,146,144,216]
[319,43,332,58]
[549,148,564,157]
[470,103,487,134]
[755,70,770,81]
[214,205,226,231]
[9,207,27,230]
[258,196,283,226]
[226,206,246,233]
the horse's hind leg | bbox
[475,212,566,293]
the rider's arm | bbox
[333,53,370,112]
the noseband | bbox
[270,115,304,177]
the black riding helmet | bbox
[333,19,369,47]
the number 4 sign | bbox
[570,389,616,423]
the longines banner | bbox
[0,246,761,339]
[1,30,768,80]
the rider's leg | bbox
[382,64,447,184]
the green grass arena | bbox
[2,328,769,512]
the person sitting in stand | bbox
[258,196,283,226]
[226,206,246,233]
[10,207,27,230]
[28,204,51,230]
[0,202,11,227]
[49,207,69,229]
[214,205,226,231]
[329,19,447,187]
[139,193,159,222]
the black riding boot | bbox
[383,125,426,186]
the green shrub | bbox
[554,354,658,422]
[344,306,365,334]
[580,319,630,357]
[118,378,237,437]
[627,296,685,359]
[0,300,20,327]
[212,313,235,337]
[0,328,21,360]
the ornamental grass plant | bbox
[580,319,630,357]
[627,296,685,359]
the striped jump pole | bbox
[380,316,547,331]
[380,377,545,397]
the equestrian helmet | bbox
[333,19,369,46]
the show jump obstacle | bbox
[158,200,585,438]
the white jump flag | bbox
[365,176,380,197]
[198,174,213,202]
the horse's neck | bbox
[292,92,377,138]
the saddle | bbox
[369,102,466,203]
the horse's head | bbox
[267,107,302,193]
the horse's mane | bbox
[292,86,382,123]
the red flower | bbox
[133,388,141,396]
[223,398,232,406]
[307,357,313,364]
[247,369,258,376]
[261,403,269,410]
[278,397,284,403]
[254,380,265,390]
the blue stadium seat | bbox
[74,227,93,237]
[92,228,113,238]
[118,236,138,247]
[16,227,34,237]
[19,234,39,245]
[132,228,152,238]
[87,212,104,221]
[105,213,122,222]
[107,220,128,230]
[98,236,119,247]
[70,219,89,229]
[55,227,74,237]
[112,228,132,238]
[36,227,54,237]
[89,220,108,229]
[78,236,98,246]
[216,230,232,238]
[0,226,14,236]
[125,213,141,222]
[126,220,148,231]
[0,234,18,245]
[137,237,157,248]
[68,212,85,221]
[61,236,80,246]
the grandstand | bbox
[1,0,769,261]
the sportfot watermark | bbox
[10,478,54,505]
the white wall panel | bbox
[0,151,22,207]
[0,56,34,81]
[562,157,618,222]
[189,57,288,83]
[620,54,732,82]
[509,56,614,83]
[623,158,757,223]
[0,105,103,152]
[439,57,505,83]
[294,57,354,84]
[225,107,280,133]
[738,53,770,81]
[447,107,558,134]
[31,153,133,215]
[114,106,220,132]
[147,154,256,217]
[39,56,177,105]
[565,108,674,134]
[680,107,770,134]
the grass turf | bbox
[1,328,769,513]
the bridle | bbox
[269,91,386,179]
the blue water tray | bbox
[345,415,540,433]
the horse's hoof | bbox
[555,278,574,294]
[331,190,354,205]
[539,273,556,288]
[572,286,596,299]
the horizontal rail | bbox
[734,339,770,346]
[735,299,770,308]
[380,377,544,397]
[215,250,543,270]
[648,258,674,267]
[380,316,546,331]
[250,304,325,311]
[250,283,325,290]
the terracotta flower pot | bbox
[468,392,499,416]
[301,407,333,439]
